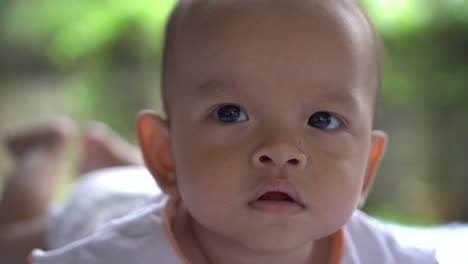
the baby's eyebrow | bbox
[193,80,365,114]
[318,90,359,104]
[295,86,363,114]
[315,90,366,116]
[193,79,239,99]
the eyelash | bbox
[210,104,345,130]
[211,104,249,123]
[307,111,344,130]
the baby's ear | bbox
[358,130,388,208]
[136,110,178,196]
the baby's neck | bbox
[173,205,332,264]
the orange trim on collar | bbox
[328,228,345,264]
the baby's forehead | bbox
[163,0,380,113]
[169,0,377,71]
[175,0,372,36]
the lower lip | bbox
[249,200,305,215]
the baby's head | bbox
[138,0,387,254]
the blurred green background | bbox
[0,0,467,225]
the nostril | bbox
[288,159,299,165]
[254,152,306,168]
[259,155,272,163]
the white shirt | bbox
[32,189,437,264]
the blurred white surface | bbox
[387,222,468,263]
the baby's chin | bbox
[232,229,328,254]
[212,216,339,254]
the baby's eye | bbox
[213,104,249,123]
[307,111,342,130]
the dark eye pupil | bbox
[217,105,242,122]
[308,112,331,129]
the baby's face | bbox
[166,0,377,252]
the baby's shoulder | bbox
[342,210,437,264]
[31,198,182,264]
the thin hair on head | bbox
[160,0,383,119]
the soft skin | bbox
[138,1,387,264]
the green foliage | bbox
[363,0,431,36]
[3,0,466,107]
[363,0,468,37]
[4,0,177,66]
[2,0,176,133]
[2,0,468,119]
[363,0,468,107]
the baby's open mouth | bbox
[249,181,305,215]
[258,191,296,203]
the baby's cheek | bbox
[313,132,361,158]
[310,158,364,215]
[190,133,248,170]
[175,138,244,188]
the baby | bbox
[31,0,437,263]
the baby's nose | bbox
[252,142,307,169]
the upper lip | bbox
[249,180,305,207]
